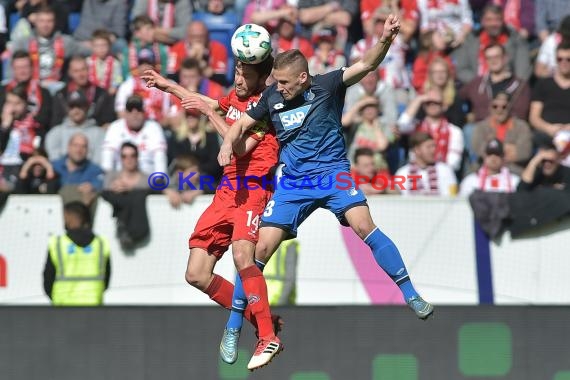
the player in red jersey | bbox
[142,56,283,371]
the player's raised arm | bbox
[218,114,258,166]
[141,69,219,110]
[342,14,401,87]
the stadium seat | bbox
[192,10,238,54]
[9,12,20,33]
[68,12,81,34]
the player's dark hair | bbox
[409,131,433,149]
[64,201,92,229]
[353,147,375,164]
[236,54,275,78]
[273,49,309,74]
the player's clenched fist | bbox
[382,14,401,42]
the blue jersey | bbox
[246,69,350,179]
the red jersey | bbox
[218,89,279,181]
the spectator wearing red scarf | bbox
[412,29,455,91]
[398,89,464,171]
[452,4,531,85]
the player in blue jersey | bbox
[211,14,433,363]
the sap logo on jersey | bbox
[279,104,311,131]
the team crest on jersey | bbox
[303,89,315,101]
[279,104,311,130]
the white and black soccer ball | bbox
[231,24,272,64]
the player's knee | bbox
[185,266,208,290]
[232,248,253,271]
[352,220,376,240]
[255,240,271,262]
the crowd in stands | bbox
[0,0,569,247]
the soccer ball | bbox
[231,24,272,64]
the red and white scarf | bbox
[128,42,162,74]
[477,165,513,192]
[427,0,459,8]
[29,36,65,81]
[148,0,175,29]
[13,114,40,156]
[6,80,43,116]
[478,30,509,76]
[133,78,165,121]
[418,118,450,163]
[408,161,439,195]
[88,55,115,90]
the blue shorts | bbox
[260,170,367,238]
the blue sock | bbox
[226,259,266,330]
[364,227,418,301]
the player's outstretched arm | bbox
[343,14,401,87]
[218,114,258,166]
[181,96,261,156]
[182,97,230,137]
[141,69,218,110]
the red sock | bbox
[204,274,258,328]
[204,274,234,309]
[239,265,273,339]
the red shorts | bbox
[189,184,273,259]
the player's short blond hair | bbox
[274,49,309,74]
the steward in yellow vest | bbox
[43,201,111,306]
[265,239,299,306]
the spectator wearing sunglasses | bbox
[530,41,570,147]
[459,43,530,124]
[472,91,533,175]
